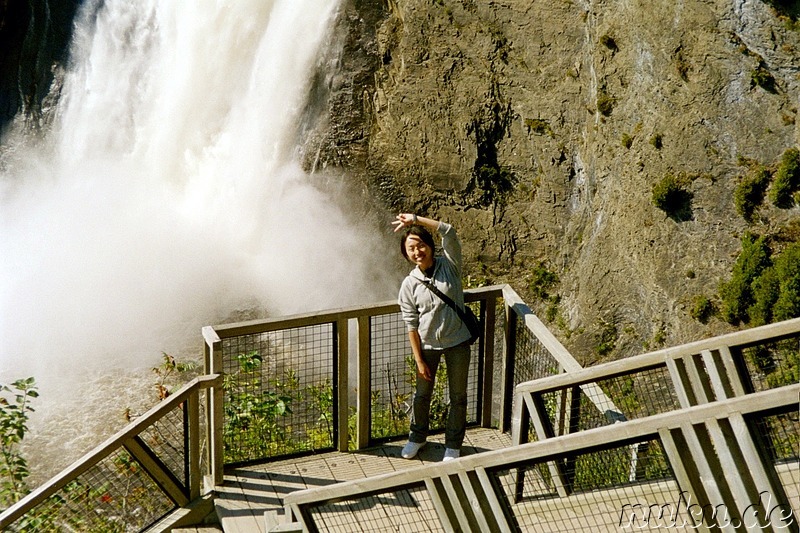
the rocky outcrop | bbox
[0,0,78,135]
[308,0,800,362]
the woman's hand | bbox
[416,358,433,382]
[392,213,416,232]
[408,330,432,381]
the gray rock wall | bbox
[306,0,800,362]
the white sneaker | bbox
[443,448,461,462]
[401,440,426,459]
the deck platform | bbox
[213,427,512,532]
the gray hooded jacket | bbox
[398,222,472,350]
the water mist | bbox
[0,0,398,480]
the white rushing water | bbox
[0,0,397,479]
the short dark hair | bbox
[400,225,436,261]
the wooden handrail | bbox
[502,285,582,372]
[0,374,221,528]
[515,317,800,395]
[283,383,800,506]
[203,285,507,340]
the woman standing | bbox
[392,213,472,462]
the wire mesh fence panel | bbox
[750,411,800,518]
[370,312,414,441]
[513,319,562,386]
[537,365,680,437]
[221,323,336,464]
[369,310,481,443]
[138,403,188,486]
[490,439,685,531]
[305,483,444,532]
[737,332,800,392]
[510,317,564,442]
[465,300,482,428]
[3,448,175,533]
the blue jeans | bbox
[409,343,471,449]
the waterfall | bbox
[0,0,395,478]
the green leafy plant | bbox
[621,133,633,149]
[734,165,771,222]
[221,350,342,462]
[524,118,554,137]
[152,352,197,400]
[222,351,295,462]
[595,318,618,356]
[769,147,800,207]
[652,324,667,347]
[0,378,37,509]
[306,379,334,449]
[529,262,559,301]
[545,294,561,323]
[748,242,800,326]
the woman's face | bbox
[404,235,434,271]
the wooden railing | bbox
[0,284,668,531]
[513,316,800,441]
[275,319,800,532]
[0,375,220,532]
[200,284,597,482]
[1,284,587,530]
[281,385,799,531]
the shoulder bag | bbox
[418,279,481,345]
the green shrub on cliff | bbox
[750,65,777,93]
[690,295,715,323]
[769,147,800,207]
[596,90,615,116]
[719,233,771,324]
[652,174,693,220]
[649,133,663,149]
[734,165,771,222]
[529,262,558,301]
[719,232,800,326]
[748,242,800,325]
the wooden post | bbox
[187,391,202,499]
[528,392,570,498]
[336,318,349,452]
[480,295,497,428]
[501,300,518,434]
[356,315,371,450]
[202,326,224,487]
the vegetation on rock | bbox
[690,295,715,324]
[770,147,800,207]
[734,165,771,222]
[719,233,800,326]
[651,175,693,221]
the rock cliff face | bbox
[2,1,798,363]
[0,0,78,134]
[303,0,800,362]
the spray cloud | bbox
[0,0,398,402]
